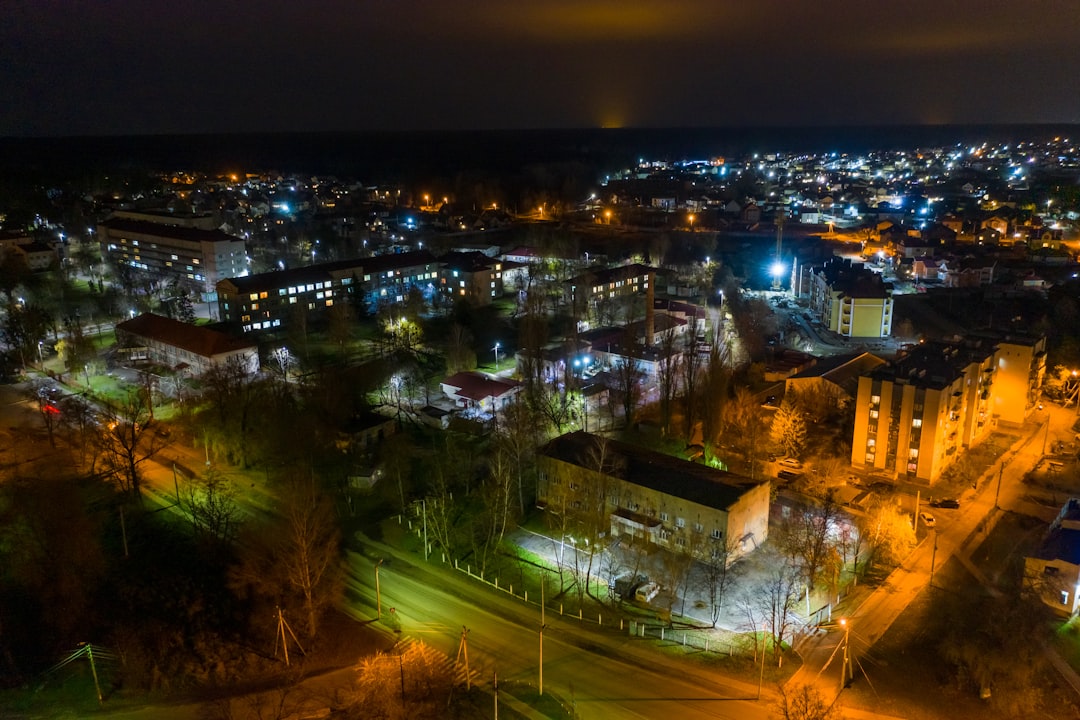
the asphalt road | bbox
[343,543,776,720]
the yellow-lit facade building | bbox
[851,334,1046,483]
[807,257,893,338]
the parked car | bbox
[919,512,936,528]
[635,582,660,603]
[930,497,960,509]
[778,457,803,470]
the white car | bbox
[635,582,660,603]
[919,512,936,528]
[778,457,803,470]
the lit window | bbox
[865,452,875,463]
[249,293,258,301]
[912,418,922,428]
[869,409,879,419]
[676,517,685,529]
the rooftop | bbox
[100,217,243,245]
[116,313,255,359]
[538,431,766,512]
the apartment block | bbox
[851,333,1045,483]
[98,217,248,293]
[216,250,437,334]
[807,257,893,338]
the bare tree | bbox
[278,484,343,639]
[775,492,843,590]
[346,640,457,720]
[655,329,681,435]
[723,387,768,479]
[180,467,242,549]
[739,550,802,667]
[680,334,704,439]
[776,683,844,720]
[98,390,166,500]
[701,537,741,627]
[613,355,644,428]
[470,446,517,575]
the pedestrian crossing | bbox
[393,635,480,688]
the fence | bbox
[394,512,753,660]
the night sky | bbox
[3,1,1079,137]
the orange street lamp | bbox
[689,213,696,231]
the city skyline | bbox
[3,0,1080,137]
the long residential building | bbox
[216,250,437,334]
[851,333,1045,483]
[98,217,248,294]
[536,431,770,563]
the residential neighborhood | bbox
[2,134,1080,720]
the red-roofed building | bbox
[115,313,259,375]
[440,372,522,416]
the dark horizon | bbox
[4,124,1079,182]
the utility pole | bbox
[929,530,939,587]
[994,462,1004,509]
[375,559,384,618]
[494,670,499,720]
[172,462,181,506]
[82,643,103,705]
[119,506,129,558]
[757,622,766,699]
[839,618,852,691]
[274,606,305,667]
[457,626,471,691]
[539,578,546,695]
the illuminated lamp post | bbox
[688,213,696,231]
[770,260,786,292]
[493,342,501,371]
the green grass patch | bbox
[1054,616,1080,673]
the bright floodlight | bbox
[770,261,785,277]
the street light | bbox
[375,559,384,618]
[688,213,696,231]
[839,618,853,691]
[493,342,501,371]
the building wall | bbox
[117,331,258,375]
[100,224,247,290]
[218,258,439,333]
[1024,556,1080,616]
[851,339,1038,483]
[852,376,964,483]
[991,339,1047,426]
[536,456,769,563]
[439,263,503,306]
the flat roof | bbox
[538,431,766,512]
